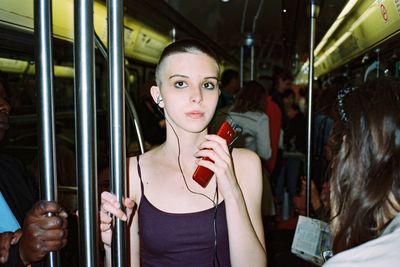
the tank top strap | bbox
[136,155,144,195]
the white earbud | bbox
[156,95,163,104]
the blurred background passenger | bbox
[258,76,282,179]
[275,88,307,220]
[272,67,293,129]
[312,85,338,191]
[217,69,240,110]
[0,74,69,266]
[229,80,275,217]
[323,79,400,266]
[229,81,271,161]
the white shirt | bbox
[323,214,400,267]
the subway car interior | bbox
[0,0,400,266]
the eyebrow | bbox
[168,74,218,81]
[169,74,188,79]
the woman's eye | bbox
[203,82,215,90]
[174,81,187,88]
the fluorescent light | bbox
[314,0,359,55]
[338,0,359,20]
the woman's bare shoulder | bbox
[231,148,262,184]
[128,146,161,167]
[127,148,161,202]
[232,148,261,165]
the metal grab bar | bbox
[74,0,99,265]
[107,0,127,265]
[306,0,320,217]
[94,31,146,155]
[34,0,58,265]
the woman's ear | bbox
[150,85,164,108]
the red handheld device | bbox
[192,121,237,187]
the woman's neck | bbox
[161,125,207,161]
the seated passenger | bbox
[0,74,68,266]
[323,79,400,266]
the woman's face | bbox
[155,52,220,133]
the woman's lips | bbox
[185,111,204,119]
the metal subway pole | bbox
[74,0,99,265]
[93,33,146,154]
[34,0,58,266]
[108,0,127,266]
[240,46,244,88]
[125,71,146,154]
[250,44,255,80]
[306,0,319,217]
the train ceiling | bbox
[1,0,399,80]
[163,0,347,74]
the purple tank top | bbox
[136,156,231,267]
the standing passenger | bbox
[217,69,240,110]
[323,79,400,266]
[229,81,271,162]
[258,76,282,176]
[229,80,275,217]
[100,39,267,267]
[0,75,69,266]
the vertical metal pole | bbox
[34,0,58,266]
[125,79,146,154]
[250,45,255,80]
[306,0,319,217]
[240,46,244,88]
[108,0,127,266]
[171,27,176,42]
[94,33,146,155]
[74,0,99,266]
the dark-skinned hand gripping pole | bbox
[34,0,58,266]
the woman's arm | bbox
[100,192,135,267]
[226,149,267,267]
[127,156,141,267]
[101,155,141,267]
[195,136,267,267]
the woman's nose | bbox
[190,87,203,104]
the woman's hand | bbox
[194,134,239,198]
[100,192,135,249]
